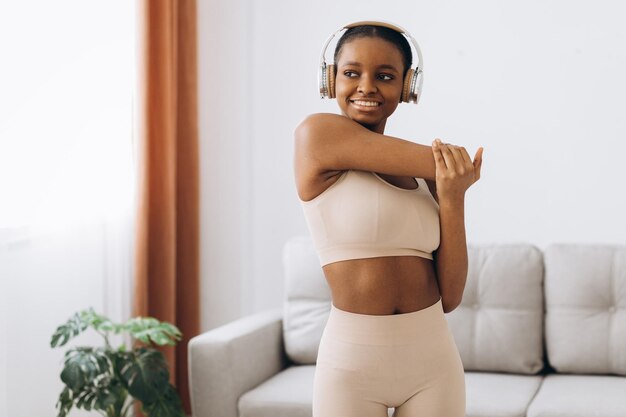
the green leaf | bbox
[158,322,183,340]
[95,319,116,332]
[111,350,132,383]
[50,307,119,348]
[75,388,97,411]
[141,383,186,417]
[123,317,182,346]
[112,323,127,335]
[55,386,73,417]
[52,309,185,417]
[94,384,118,410]
[58,365,126,416]
[60,347,111,391]
[119,348,170,405]
[50,311,90,348]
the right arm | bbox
[430,140,483,313]
[294,113,437,179]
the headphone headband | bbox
[318,20,423,74]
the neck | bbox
[364,119,386,134]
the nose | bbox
[357,74,377,95]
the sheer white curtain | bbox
[0,2,137,416]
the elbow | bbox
[294,113,329,148]
[293,116,316,159]
[294,112,346,138]
[294,113,331,139]
[442,296,462,314]
[294,115,313,142]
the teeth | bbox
[352,100,380,107]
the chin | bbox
[351,117,383,132]
[339,106,387,131]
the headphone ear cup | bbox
[401,68,423,104]
[319,64,328,98]
[413,69,423,105]
[401,68,414,103]
[327,64,336,99]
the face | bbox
[334,36,405,134]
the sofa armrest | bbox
[188,308,290,417]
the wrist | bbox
[437,194,465,209]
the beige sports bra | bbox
[299,169,440,267]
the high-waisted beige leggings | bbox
[312,296,465,417]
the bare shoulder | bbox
[293,113,347,202]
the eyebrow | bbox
[340,61,400,73]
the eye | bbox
[378,73,394,81]
[343,70,358,78]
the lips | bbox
[349,99,382,109]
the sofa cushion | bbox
[238,365,315,417]
[240,365,400,417]
[526,374,626,417]
[446,244,545,374]
[282,236,331,364]
[465,371,543,417]
[239,365,545,417]
[544,244,626,375]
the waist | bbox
[323,255,440,315]
[324,296,446,345]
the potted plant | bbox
[50,307,186,417]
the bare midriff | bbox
[322,255,441,315]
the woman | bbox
[294,21,483,417]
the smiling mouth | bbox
[350,100,382,108]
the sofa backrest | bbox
[281,237,626,376]
[445,244,545,374]
[543,244,626,376]
[282,235,546,374]
[282,235,331,364]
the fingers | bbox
[458,147,472,165]
[474,147,484,180]
[447,145,470,174]
[435,139,457,171]
[431,139,446,169]
[433,139,484,184]
[474,147,483,166]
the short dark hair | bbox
[333,25,413,75]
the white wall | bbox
[197,0,254,330]
[0,223,133,417]
[0,2,136,416]
[199,0,626,329]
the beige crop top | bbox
[299,169,440,267]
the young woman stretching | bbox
[294,20,483,417]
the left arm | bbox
[433,196,468,314]
[428,139,483,313]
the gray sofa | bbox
[188,236,626,417]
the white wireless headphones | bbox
[318,20,424,104]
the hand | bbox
[431,138,483,202]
